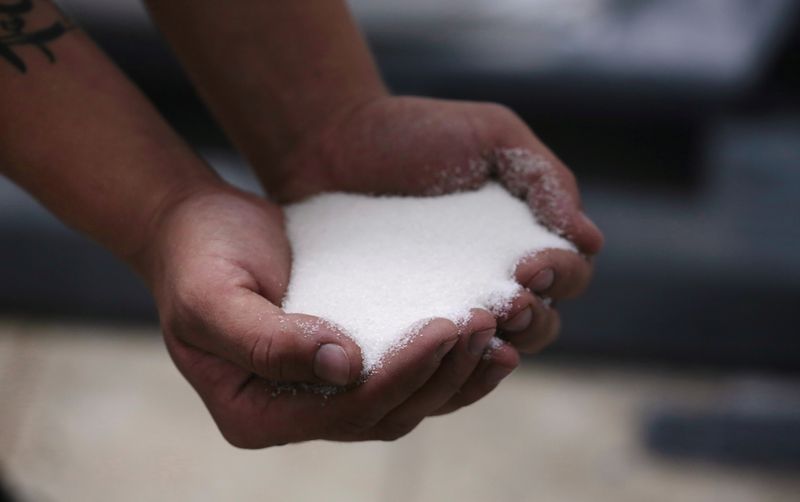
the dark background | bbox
[1,0,799,471]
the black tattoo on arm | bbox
[0,0,73,73]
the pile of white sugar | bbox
[282,182,575,373]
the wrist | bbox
[259,88,390,198]
[145,0,390,195]
[124,171,230,284]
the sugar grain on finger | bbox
[282,182,574,374]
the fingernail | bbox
[503,307,533,332]
[436,336,459,359]
[485,365,513,387]
[469,328,496,357]
[527,268,554,293]
[313,344,351,386]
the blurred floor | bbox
[1,320,798,502]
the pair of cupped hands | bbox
[137,96,603,448]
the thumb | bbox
[181,289,363,386]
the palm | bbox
[151,190,296,435]
[146,97,599,447]
[149,188,509,447]
[270,94,600,360]
[274,96,600,253]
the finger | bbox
[174,286,363,386]
[187,317,459,448]
[494,146,602,254]
[433,339,520,415]
[368,309,496,440]
[514,248,593,299]
[161,333,271,448]
[163,329,251,404]
[504,303,561,354]
[483,112,603,255]
[496,289,557,353]
[325,318,460,440]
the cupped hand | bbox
[270,96,602,362]
[262,96,604,415]
[136,184,517,447]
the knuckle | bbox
[472,103,526,145]
[214,412,270,449]
[485,103,528,132]
[335,413,382,437]
[433,401,461,416]
[220,429,279,449]
[448,392,481,412]
[248,322,298,381]
[468,309,496,334]
[437,361,467,395]
[219,427,260,449]
[248,331,277,378]
[442,373,465,396]
[376,420,419,442]
[481,102,516,120]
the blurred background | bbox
[1,0,799,500]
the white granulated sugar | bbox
[282,182,575,373]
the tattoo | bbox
[0,0,72,73]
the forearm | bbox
[0,0,219,266]
[144,0,387,189]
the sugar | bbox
[282,182,575,374]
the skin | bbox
[1,0,602,448]
[146,187,520,445]
[269,95,602,410]
[147,0,604,426]
[0,2,216,260]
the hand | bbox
[270,96,602,359]
[137,183,518,447]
